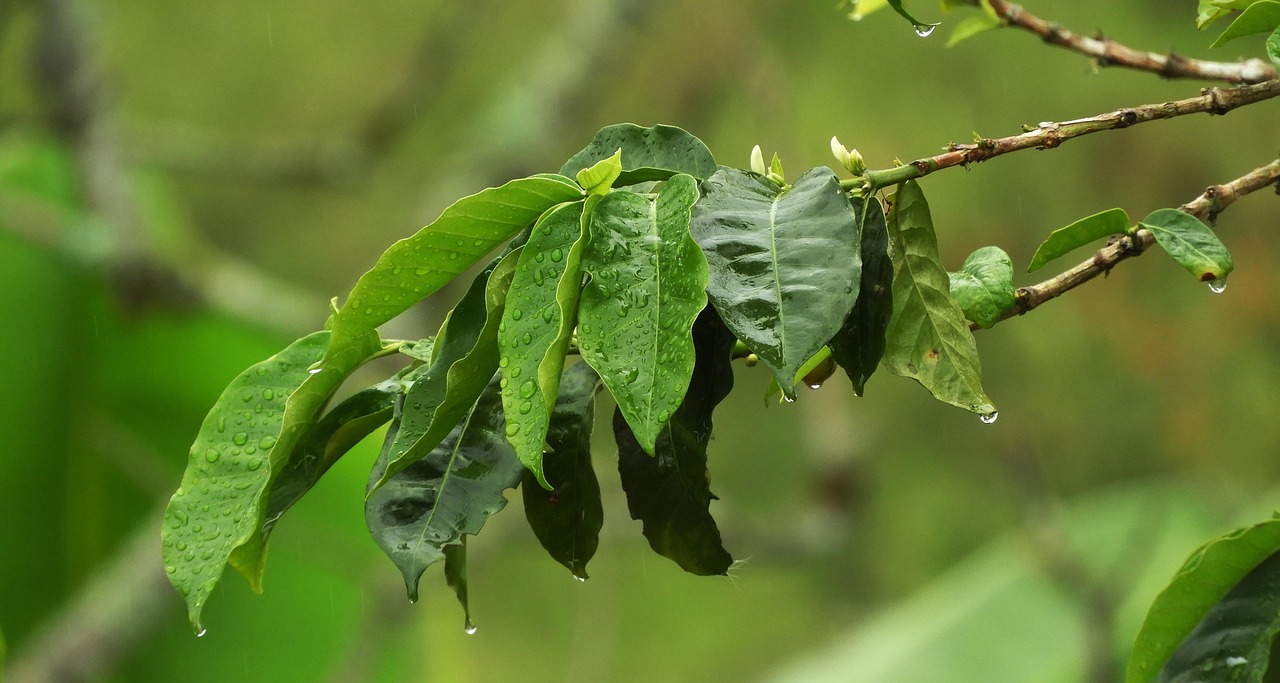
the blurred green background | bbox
[1,0,1277,681]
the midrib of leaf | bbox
[647,198,662,426]
[411,400,481,558]
[768,195,787,357]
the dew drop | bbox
[534,252,546,263]
[464,621,478,635]
[196,628,208,638]
[521,332,532,345]
[205,449,220,463]
[511,308,523,321]
[622,368,639,384]
[511,366,522,378]
[473,238,485,247]
[518,402,533,415]
[782,395,796,404]
[232,432,248,446]
[415,267,430,276]
[807,383,822,390]
[165,565,176,574]
[913,24,936,37]
[262,389,275,401]
[363,307,374,315]
[1208,277,1227,294]
[505,423,520,437]
[980,411,999,424]
[258,435,276,449]
[573,575,587,583]
[247,457,264,471]
[216,417,226,433]
[308,367,323,375]
[550,248,563,262]
[520,381,537,399]
[542,309,555,323]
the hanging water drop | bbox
[464,621,478,635]
[980,411,999,424]
[807,383,822,390]
[1208,277,1227,294]
[573,574,587,583]
[913,24,936,37]
[196,628,208,638]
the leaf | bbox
[522,362,605,580]
[370,248,522,491]
[325,174,582,358]
[1027,208,1130,273]
[946,14,1002,47]
[948,246,1015,330]
[559,123,718,187]
[882,180,996,418]
[1140,209,1235,284]
[365,373,525,601]
[765,346,833,402]
[575,149,623,195]
[888,0,939,29]
[614,308,735,575]
[690,166,862,399]
[443,539,475,635]
[1210,0,1280,46]
[578,174,708,454]
[1125,519,1280,683]
[499,201,588,487]
[1269,26,1280,65]
[1198,1,1233,29]
[829,196,892,396]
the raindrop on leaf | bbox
[914,24,936,37]
[980,411,999,424]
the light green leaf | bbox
[326,174,581,358]
[829,196,892,396]
[1210,0,1280,46]
[575,149,623,196]
[1269,26,1280,65]
[1140,209,1234,285]
[888,0,939,29]
[690,166,862,399]
[766,346,833,402]
[946,15,1001,47]
[1126,520,1280,683]
[839,0,888,20]
[443,539,474,635]
[559,123,718,187]
[1198,1,1233,29]
[1028,208,1130,273]
[949,246,1015,330]
[577,174,708,454]
[882,181,996,418]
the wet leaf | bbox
[614,308,734,575]
[578,174,708,454]
[443,539,474,634]
[1210,1,1280,46]
[522,362,604,580]
[765,346,833,402]
[559,123,717,187]
[882,180,996,417]
[948,246,1015,330]
[691,166,862,399]
[888,0,939,29]
[1140,209,1235,284]
[1126,520,1280,683]
[575,149,623,196]
[1027,208,1130,273]
[829,196,892,396]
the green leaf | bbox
[765,346,833,402]
[577,174,708,454]
[948,246,1015,330]
[499,201,588,487]
[443,539,475,635]
[370,248,522,491]
[1269,26,1280,65]
[326,174,581,358]
[888,0,939,29]
[882,180,996,418]
[946,2,1001,47]
[614,308,735,575]
[575,149,623,196]
[690,166,862,399]
[559,123,718,187]
[1140,209,1234,285]
[1126,520,1280,683]
[1198,1,1233,29]
[365,373,525,601]
[522,362,604,580]
[829,196,892,396]
[1210,0,1280,46]
[1027,208,1130,273]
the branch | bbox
[986,0,1277,84]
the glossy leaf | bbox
[888,0,939,29]
[949,246,1015,330]
[559,123,717,187]
[1140,209,1235,284]
[1027,208,1130,273]
[578,174,708,454]
[829,196,892,396]
[522,362,604,580]
[614,308,735,575]
[765,346,833,402]
[1210,1,1280,46]
[366,374,525,601]
[691,166,862,399]
[882,181,996,418]
[575,149,623,195]
[499,202,587,487]
[326,174,581,357]
[443,539,474,634]
[1126,519,1280,683]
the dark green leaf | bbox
[522,362,604,580]
[690,166,862,399]
[559,123,718,187]
[614,308,734,575]
[830,196,892,396]
[888,0,939,29]
[1141,209,1234,285]
[1126,520,1280,683]
[1027,208,1130,273]
[882,180,996,418]
[948,246,1015,330]
[578,174,708,454]
[443,539,475,635]
[1210,0,1280,46]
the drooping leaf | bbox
[366,374,525,601]
[326,174,581,357]
[1027,208,1130,273]
[882,180,996,418]
[614,308,735,575]
[522,362,604,580]
[888,0,939,29]
[578,174,708,454]
[575,149,623,195]
[559,123,718,187]
[1140,209,1235,285]
[1210,0,1280,46]
[443,539,474,635]
[691,166,862,399]
[829,196,892,396]
[765,346,834,403]
[1126,519,1280,683]
[948,246,1015,330]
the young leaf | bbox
[1125,519,1280,683]
[1269,26,1280,65]
[829,196,892,396]
[1027,208,1130,273]
[443,539,474,634]
[575,149,623,195]
[559,123,718,187]
[577,174,708,454]
[1140,209,1235,284]
[1210,0,1280,47]
[614,308,735,576]
[1197,1,1233,29]
[882,180,996,418]
[522,362,605,580]
[888,0,939,30]
[690,166,862,399]
[326,174,581,358]
[948,246,1015,330]
[946,14,1001,47]
[365,374,525,601]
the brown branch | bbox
[986,0,1277,84]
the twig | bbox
[987,0,1277,84]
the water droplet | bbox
[550,249,563,262]
[363,307,374,315]
[308,367,323,375]
[464,621,478,635]
[658,410,670,422]
[980,411,999,424]
[511,308,523,320]
[807,383,822,390]
[534,252,546,263]
[520,381,537,399]
[1208,277,1227,293]
[415,267,430,276]
[573,575,587,583]
[205,449,220,463]
[518,402,533,415]
[521,332,532,345]
[259,435,276,449]
[216,417,226,432]
[782,396,796,404]
[392,267,402,276]
[622,368,639,384]
[247,456,264,471]
[165,565,177,574]
[196,628,208,638]
[505,423,520,437]
[262,389,274,401]
[511,367,522,378]
[499,356,510,368]
[473,238,485,247]
[542,309,555,323]
[231,432,249,447]
[914,24,936,37]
